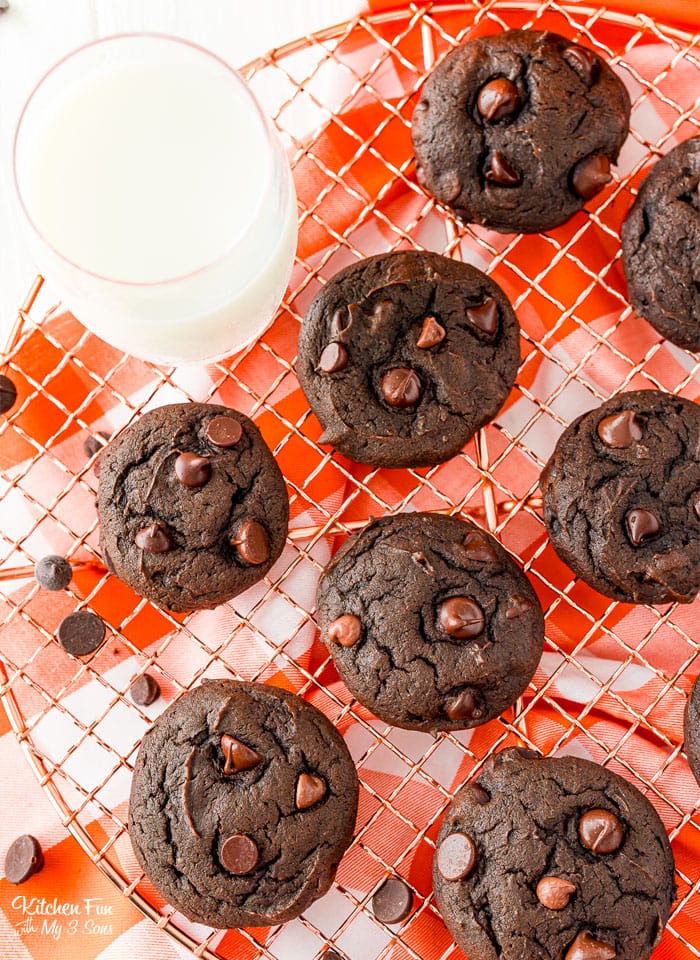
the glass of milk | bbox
[13,35,298,365]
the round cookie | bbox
[433,748,675,960]
[622,137,700,352]
[411,30,630,234]
[316,513,544,731]
[540,390,700,605]
[296,251,520,468]
[128,680,359,928]
[97,403,288,611]
[684,675,700,787]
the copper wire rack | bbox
[1,2,700,959]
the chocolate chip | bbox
[83,430,110,459]
[129,673,160,706]
[328,614,362,647]
[625,508,660,546]
[57,611,106,657]
[445,688,483,722]
[439,172,462,202]
[371,300,394,332]
[597,410,643,448]
[318,342,348,374]
[564,46,599,86]
[220,834,258,875]
[572,154,611,200]
[439,597,485,638]
[564,930,616,960]
[135,522,173,553]
[411,551,435,575]
[579,808,624,853]
[494,746,539,764]
[463,530,498,562]
[536,876,576,910]
[4,835,44,884]
[330,306,355,338]
[296,772,326,810]
[175,452,211,488]
[466,299,499,336]
[436,832,477,880]
[35,555,72,591]
[505,594,534,620]
[486,152,521,186]
[221,734,263,774]
[0,373,17,415]
[381,368,422,407]
[465,782,490,804]
[230,520,270,564]
[371,877,413,924]
[416,315,446,349]
[477,77,519,122]
[205,415,243,448]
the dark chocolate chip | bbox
[564,46,600,86]
[439,172,462,202]
[371,300,394,332]
[486,152,521,186]
[436,832,477,880]
[579,808,624,853]
[328,614,362,647]
[462,530,498,562]
[416,315,446,349]
[330,306,355,338]
[477,77,520,122]
[572,154,611,200]
[221,734,263,774]
[83,430,110,459]
[536,875,576,909]
[466,299,499,336]
[4,835,44,884]
[465,782,490,804]
[564,930,616,960]
[220,834,259,875]
[57,611,106,657]
[296,772,326,810]
[371,877,413,924]
[35,555,72,591]
[439,597,485,638]
[130,673,161,706]
[494,746,539,764]
[597,410,643,448]
[230,520,270,564]
[625,508,660,546]
[505,594,534,620]
[0,373,17,415]
[411,551,435,575]
[206,415,243,448]
[135,522,173,553]
[381,368,422,407]
[175,452,211,488]
[445,688,483,722]
[318,342,348,374]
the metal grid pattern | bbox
[1,2,700,958]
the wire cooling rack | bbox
[2,3,700,959]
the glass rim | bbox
[12,32,280,289]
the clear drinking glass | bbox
[13,34,298,365]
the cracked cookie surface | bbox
[296,251,520,468]
[622,136,700,352]
[433,748,675,960]
[411,29,630,234]
[316,513,544,731]
[97,403,289,611]
[128,680,358,928]
[684,676,700,787]
[541,390,700,604]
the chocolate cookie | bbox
[433,748,675,960]
[541,390,700,604]
[316,513,544,731]
[129,680,358,928]
[622,137,700,352]
[411,30,630,234]
[296,251,520,468]
[684,675,700,787]
[97,403,289,611]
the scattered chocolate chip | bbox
[477,77,520,122]
[328,614,362,647]
[371,300,394,330]
[465,782,490,804]
[572,154,611,200]
[130,673,161,706]
[486,152,521,186]
[35,555,72,591]
[494,746,539,764]
[296,772,326,810]
[205,415,243,448]
[597,409,643,448]
[579,808,624,853]
[625,508,660,546]
[0,373,17,415]
[330,306,354,338]
[436,832,477,881]
[439,597,485,638]
[439,172,462,202]
[564,46,599,86]
[220,834,259,875]
[445,688,483,722]
[505,594,533,620]
[381,368,422,407]
[57,611,106,657]
[463,530,498,562]
[4,835,44,884]
[411,551,435,575]
[416,315,446,349]
[221,734,263,774]
[175,452,211,488]
[135,522,173,553]
[372,876,413,924]
[466,298,499,336]
[83,430,110,459]
[564,930,616,960]
[230,520,270,564]
[318,342,348,374]
[536,875,576,909]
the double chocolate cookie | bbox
[316,513,544,731]
[129,680,358,928]
[622,136,700,352]
[97,403,288,611]
[433,748,675,960]
[296,251,520,468]
[685,675,700,787]
[411,30,630,233]
[541,390,700,605]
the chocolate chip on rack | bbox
[0,373,17,415]
[35,555,72,591]
[57,611,106,657]
[371,877,413,924]
[130,673,161,706]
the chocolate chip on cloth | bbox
[4,835,44,884]
[97,403,289,611]
[411,30,630,234]
[541,389,700,604]
[433,748,675,960]
[296,251,520,468]
[684,674,700,787]
[622,136,700,352]
[316,513,544,731]
[128,680,358,928]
